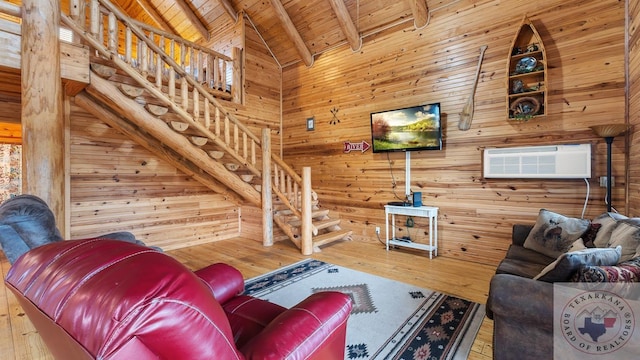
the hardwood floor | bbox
[0,238,495,359]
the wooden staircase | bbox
[61,0,351,254]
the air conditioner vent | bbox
[483,144,591,179]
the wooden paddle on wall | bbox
[458,45,488,131]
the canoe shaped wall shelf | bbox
[507,16,547,121]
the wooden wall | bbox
[281,0,627,265]
[629,0,640,217]
[69,104,241,249]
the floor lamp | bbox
[590,124,628,212]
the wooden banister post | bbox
[21,0,66,235]
[301,167,313,255]
[232,47,242,104]
[262,129,273,247]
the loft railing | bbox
[68,0,239,102]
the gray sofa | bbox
[486,212,640,360]
[486,225,555,359]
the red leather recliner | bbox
[5,239,352,359]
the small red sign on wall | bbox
[343,140,370,153]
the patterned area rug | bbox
[243,259,485,360]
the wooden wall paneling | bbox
[629,0,640,217]
[0,122,21,143]
[69,105,240,250]
[281,0,626,266]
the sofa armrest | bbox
[240,291,352,359]
[194,263,244,304]
[487,274,554,360]
[487,274,553,322]
[512,224,533,246]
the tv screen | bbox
[370,103,442,153]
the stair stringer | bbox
[84,73,262,206]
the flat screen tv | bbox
[370,103,442,153]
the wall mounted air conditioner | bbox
[483,144,591,179]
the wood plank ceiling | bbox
[114,0,445,67]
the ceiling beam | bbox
[269,0,313,67]
[133,0,177,35]
[408,0,429,28]
[326,0,361,51]
[173,0,210,41]
[218,0,238,23]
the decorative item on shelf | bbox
[590,124,629,212]
[514,57,537,74]
[512,79,524,93]
[526,43,539,52]
[509,96,541,120]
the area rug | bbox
[243,259,485,360]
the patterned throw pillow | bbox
[572,257,640,283]
[534,246,621,282]
[523,209,590,258]
[592,212,628,248]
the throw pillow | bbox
[534,246,622,282]
[608,219,640,262]
[592,212,628,248]
[572,257,640,283]
[582,222,602,248]
[523,209,590,258]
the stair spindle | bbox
[181,77,188,109]
[214,107,220,136]
[234,124,239,153]
[168,67,175,100]
[125,27,132,63]
[90,0,99,37]
[206,54,213,89]
[213,57,219,90]
[204,99,210,129]
[193,88,199,120]
[242,132,248,160]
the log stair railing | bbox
[57,0,351,254]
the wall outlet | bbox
[375,226,380,235]
[599,176,615,188]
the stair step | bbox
[225,163,240,171]
[119,83,144,98]
[146,104,168,116]
[171,121,189,132]
[91,63,116,78]
[313,229,353,248]
[240,174,254,182]
[190,136,208,146]
[276,209,329,218]
[289,218,340,229]
[208,150,224,159]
